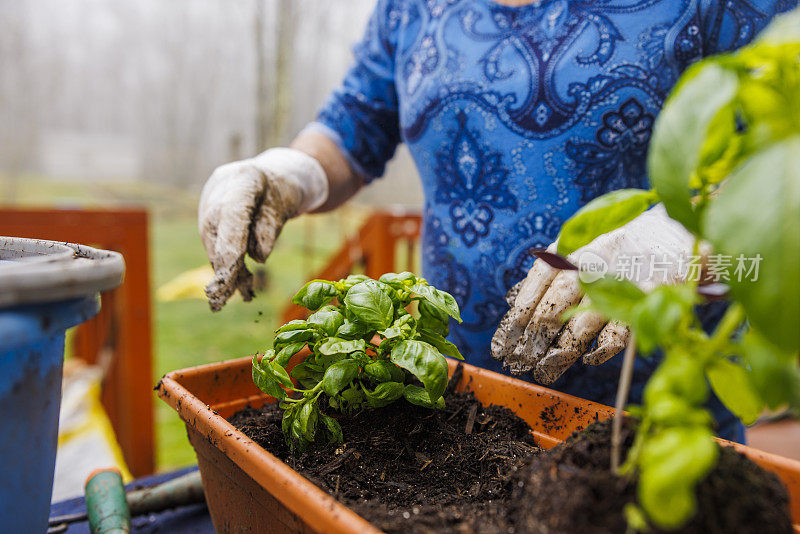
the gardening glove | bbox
[199,148,328,311]
[491,204,700,384]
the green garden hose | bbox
[84,469,130,534]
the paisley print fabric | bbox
[312,0,794,441]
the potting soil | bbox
[229,366,538,533]
[508,417,794,534]
[230,377,793,533]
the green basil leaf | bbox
[364,359,399,383]
[252,354,286,400]
[307,305,346,337]
[297,401,318,441]
[643,350,709,407]
[376,337,395,357]
[322,359,360,397]
[320,413,343,444]
[281,405,294,437]
[318,337,367,356]
[703,137,800,352]
[289,415,310,452]
[303,360,324,372]
[363,381,405,408]
[694,104,744,187]
[344,280,395,330]
[403,384,445,409]
[623,503,649,533]
[266,360,294,389]
[328,396,340,410]
[343,274,371,286]
[648,62,739,233]
[638,426,718,529]
[410,283,462,323]
[292,280,338,310]
[275,342,306,367]
[629,285,698,354]
[416,329,464,360]
[315,352,346,369]
[390,340,449,400]
[379,271,417,287]
[741,329,800,410]
[557,189,657,256]
[352,351,371,368]
[418,300,450,336]
[380,314,416,340]
[290,362,323,389]
[380,326,405,340]
[275,320,308,334]
[338,384,366,413]
[389,363,406,382]
[274,328,316,348]
[706,358,763,425]
[646,393,713,427]
[335,319,367,339]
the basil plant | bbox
[252,272,463,452]
[557,8,800,531]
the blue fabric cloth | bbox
[313,0,794,442]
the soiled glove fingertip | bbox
[582,347,617,366]
[532,367,556,385]
[534,347,582,385]
[506,359,533,375]
[205,277,231,312]
[490,314,513,361]
[205,261,255,312]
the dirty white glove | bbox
[199,148,328,311]
[492,205,698,384]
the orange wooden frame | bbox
[0,207,154,476]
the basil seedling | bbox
[252,272,463,452]
[556,10,800,530]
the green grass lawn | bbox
[6,177,366,471]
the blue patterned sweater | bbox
[310,0,796,441]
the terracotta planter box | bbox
[157,357,800,534]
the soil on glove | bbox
[229,365,540,533]
[508,417,794,534]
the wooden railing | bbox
[281,210,422,323]
[0,208,154,476]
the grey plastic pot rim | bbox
[0,237,125,308]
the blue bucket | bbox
[0,238,123,532]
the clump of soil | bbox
[508,417,794,534]
[229,367,539,533]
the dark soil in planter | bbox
[229,368,540,534]
[508,417,793,534]
[230,373,792,534]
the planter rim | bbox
[158,357,800,533]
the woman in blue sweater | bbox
[198,0,795,442]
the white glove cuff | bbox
[250,147,329,213]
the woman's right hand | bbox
[198,148,328,311]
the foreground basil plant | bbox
[557,9,800,531]
[252,272,463,452]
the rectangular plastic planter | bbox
[157,357,800,534]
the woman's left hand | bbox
[491,205,700,384]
